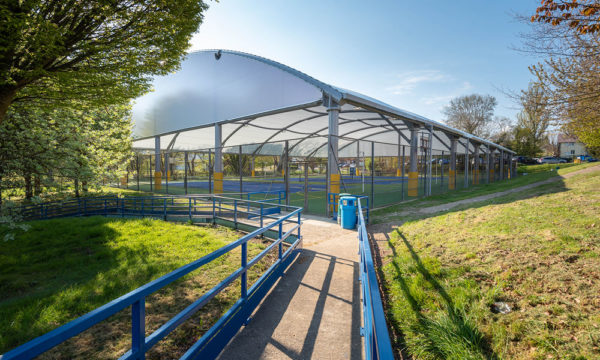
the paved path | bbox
[382,164,600,219]
[218,215,363,360]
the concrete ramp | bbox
[218,215,363,360]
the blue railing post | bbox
[297,211,301,239]
[278,222,283,259]
[234,200,238,229]
[131,298,146,359]
[241,242,247,300]
[212,197,216,224]
[260,204,264,228]
[189,198,192,221]
[163,199,167,221]
[122,198,125,218]
[141,198,144,218]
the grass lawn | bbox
[371,162,599,222]
[374,168,600,359]
[0,216,275,359]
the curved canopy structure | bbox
[132,50,514,157]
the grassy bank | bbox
[371,163,598,222]
[0,217,274,358]
[377,169,600,359]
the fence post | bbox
[212,197,216,225]
[234,200,238,229]
[189,198,192,221]
[278,222,283,259]
[83,198,87,216]
[121,198,125,218]
[241,242,247,300]
[298,211,301,239]
[141,198,144,218]
[260,203,264,228]
[131,299,145,359]
[163,199,167,221]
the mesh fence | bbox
[124,135,516,216]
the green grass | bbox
[0,217,274,359]
[377,169,600,359]
[372,163,598,222]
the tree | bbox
[0,103,132,202]
[0,0,208,123]
[524,1,600,151]
[531,0,600,34]
[511,83,552,156]
[442,94,498,138]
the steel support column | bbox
[327,98,340,214]
[427,126,433,196]
[464,139,470,188]
[408,128,419,196]
[486,145,491,184]
[473,145,480,185]
[449,137,457,190]
[214,124,223,193]
[184,151,188,195]
[154,136,161,190]
[489,149,495,182]
[500,150,504,181]
[396,133,402,177]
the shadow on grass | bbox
[379,229,498,360]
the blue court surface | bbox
[164,175,445,193]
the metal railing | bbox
[3,195,303,360]
[357,197,393,360]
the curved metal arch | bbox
[248,113,328,155]
[221,119,254,146]
[304,126,395,159]
[287,117,393,154]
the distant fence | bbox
[357,197,394,359]
[3,195,302,360]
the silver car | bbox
[537,156,567,164]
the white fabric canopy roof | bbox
[132,50,513,156]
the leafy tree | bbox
[524,1,600,150]
[442,94,498,138]
[0,103,132,202]
[511,83,551,156]
[0,0,208,123]
[531,0,600,34]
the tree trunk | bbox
[74,178,80,197]
[34,175,42,196]
[24,173,33,200]
[0,86,17,124]
[82,180,88,193]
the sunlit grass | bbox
[0,217,274,358]
[378,170,600,359]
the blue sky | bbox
[190,0,542,124]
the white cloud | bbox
[420,81,473,105]
[386,70,452,95]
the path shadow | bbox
[218,249,362,360]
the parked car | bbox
[537,156,567,164]
[585,156,598,162]
[514,156,537,165]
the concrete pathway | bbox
[218,215,363,360]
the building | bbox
[558,134,588,158]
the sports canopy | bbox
[131,50,514,158]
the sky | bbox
[189,0,543,124]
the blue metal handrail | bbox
[357,198,393,360]
[3,195,303,360]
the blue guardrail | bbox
[357,197,394,359]
[2,195,302,360]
